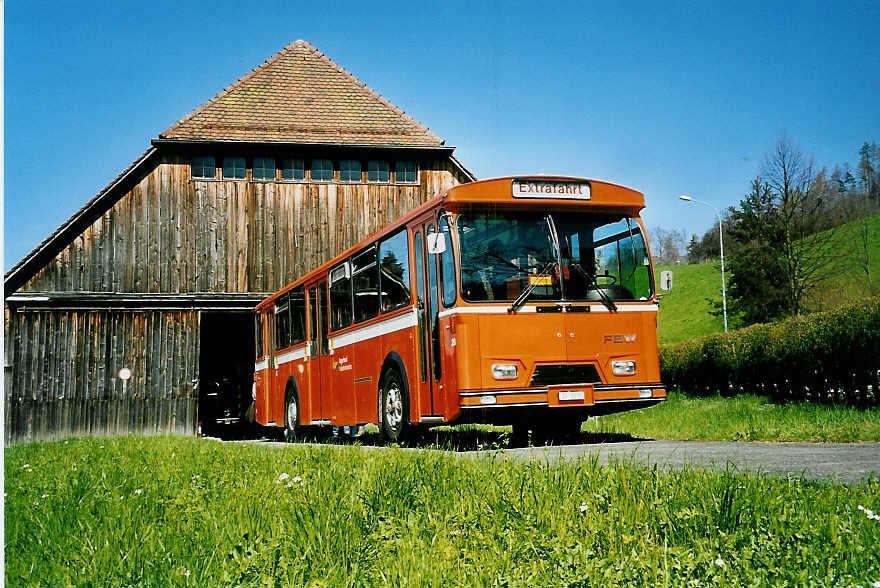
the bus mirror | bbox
[660,270,673,291]
[427,232,447,255]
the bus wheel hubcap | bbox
[287,398,297,430]
[386,382,402,429]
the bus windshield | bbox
[458,211,653,303]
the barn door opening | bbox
[198,312,254,438]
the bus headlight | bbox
[612,360,636,376]
[491,364,518,380]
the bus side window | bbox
[352,247,380,322]
[275,293,291,350]
[379,229,411,312]
[438,216,456,307]
[290,285,307,344]
[255,313,264,358]
[329,262,353,331]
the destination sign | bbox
[512,180,591,200]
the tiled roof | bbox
[160,40,445,147]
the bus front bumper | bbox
[456,384,666,424]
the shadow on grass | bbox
[256,425,650,452]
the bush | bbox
[660,299,880,406]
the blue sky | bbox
[5,0,879,269]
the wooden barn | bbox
[4,40,475,444]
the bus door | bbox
[424,222,444,415]
[306,281,331,422]
[265,309,277,423]
[411,227,432,417]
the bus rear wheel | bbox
[284,389,299,442]
[380,369,408,443]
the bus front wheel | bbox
[284,389,300,442]
[380,369,408,443]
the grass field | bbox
[6,436,880,585]
[654,262,726,344]
[655,212,880,344]
[591,392,880,442]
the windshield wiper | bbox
[508,260,556,312]
[571,263,617,312]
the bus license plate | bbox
[558,390,585,402]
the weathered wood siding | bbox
[4,309,198,445]
[21,154,469,294]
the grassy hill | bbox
[655,212,880,345]
[654,262,726,344]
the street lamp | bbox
[679,195,728,333]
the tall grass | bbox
[6,436,880,585]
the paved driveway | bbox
[473,440,880,483]
[251,434,879,483]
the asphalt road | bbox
[251,435,880,484]
[473,440,880,484]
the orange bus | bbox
[253,176,665,443]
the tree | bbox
[764,138,836,316]
[858,141,880,203]
[650,226,667,264]
[726,179,789,323]
[726,138,836,322]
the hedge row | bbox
[660,299,880,407]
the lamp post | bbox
[679,195,728,333]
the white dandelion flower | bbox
[714,556,725,567]
[134,488,143,495]
[579,502,588,513]
[292,475,302,484]
[277,473,289,483]
[183,568,191,577]
[41,494,49,499]
[22,464,30,469]
[286,482,293,488]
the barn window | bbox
[311,159,333,182]
[282,159,305,181]
[368,160,390,183]
[340,160,361,183]
[192,156,216,179]
[395,161,418,184]
[223,157,246,179]
[253,157,276,181]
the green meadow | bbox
[655,212,880,344]
[6,436,880,585]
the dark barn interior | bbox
[198,312,255,437]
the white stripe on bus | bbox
[330,308,418,349]
[276,347,306,366]
[254,358,268,372]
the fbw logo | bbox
[603,334,637,343]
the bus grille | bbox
[530,364,601,387]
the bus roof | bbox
[256,175,646,310]
[443,176,645,210]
